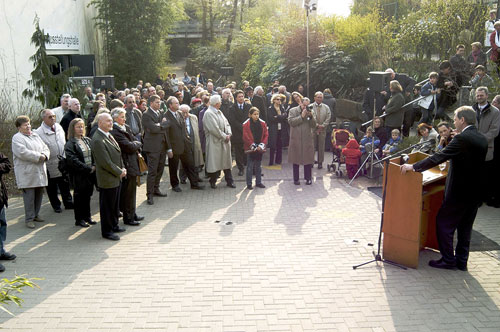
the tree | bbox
[22,16,78,108]
[89,0,184,85]
[226,0,239,52]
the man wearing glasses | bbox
[124,94,143,142]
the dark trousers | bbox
[73,182,93,223]
[146,148,167,196]
[0,206,6,254]
[99,186,120,237]
[246,156,262,186]
[269,131,283,165]
[233,142,246,171]
[46,176,73,209]
[402,108,415,137]
[168,150,198,188]
[419,107,432,125]
[481,160,495,203]
[208,169,233,185]
[435,200,479,266]
[293,164,312,181]
[120,176,137,222]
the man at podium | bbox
[400,107,487,271]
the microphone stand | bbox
[352,141,433,270]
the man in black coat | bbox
[60,98,83,136]
[220,88,234,120]
[142,95,170,205]
[0,152,16,272]
[249,87,267,122]
[163,96,204,192]
[401,106,488,271]
[228,90,252,176]
[124,94,143,142]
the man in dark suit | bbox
[401,106,488,271]
[142,95,169,205]
[248,86,267,122]
[228,90,251,176]
[91,113,127,241]
[60,98,83,136]
[163,97,203,192]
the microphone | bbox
[400,154,410,164]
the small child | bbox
[418,72,440,124]
[242,107,269,189]
[382,129,402,156]
[359,127,380,154]
[342,139,362,179]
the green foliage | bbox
[351,0,421,19]
[22,16,78,108]
[89,0,184,85]
[0,275,41,316]
[396,0,488,60]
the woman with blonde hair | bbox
[267,94,289,165]
[383,80,405,136]
[65,118,96,227]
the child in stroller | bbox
[327,122,355,177]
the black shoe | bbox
[86,219,97,225]
[238,170,244,176]
[180,179,187,184]
[210,183,217,189]
[103,233,120,241]
[294,181,300,185]
[306,180,312,185]
[247,185,253,190]
[226,183,236,188]
[153,191,168,197]
[256,183,266,188]
[54,207,62,213]
[172,186,182,192]
[428,258,456,270]
[113,226,126,233]
[191,184,204,190]
[317,164,323,169]
[456,263,468,271]
[134,215,145,221]
[147,196,154,205]
[64,203,74,210]
[0,252,16,260]
[0,264,4,273]
[124,220,141,226]
[75,220,89,228]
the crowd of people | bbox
[1,16,500,272]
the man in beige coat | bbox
[202,95,235,189]
[311,92,331,169]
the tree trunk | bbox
[225,0,238,52]
[209,0,214,40]
[240,0,245,30]
[201,0,208,43]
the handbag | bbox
[137,153,148,173]
[57,155,68,175]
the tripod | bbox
[348,144,380,185]
[352,155,407,270]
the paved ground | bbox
[1,151,499,331]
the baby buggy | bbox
[327,122,354,177]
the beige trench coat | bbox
[287,106,316,165]
[188,113,204,167]
[202,106,233,173]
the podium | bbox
[382,152,449,269]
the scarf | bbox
[250,119,262,144]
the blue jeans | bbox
[0,206,7,255]
[246,156,262,186]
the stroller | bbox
[327,122,355,177]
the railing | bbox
[168,21,230,38]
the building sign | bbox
[45,29,80,51]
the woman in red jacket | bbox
[243,107,269,189]
[342,139,362,179]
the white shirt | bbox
[98,128,110,138]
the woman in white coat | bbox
[12,116,50,229]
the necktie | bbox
[51,126,55,132]
[240,104,243,110]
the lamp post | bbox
[303,0,317,98]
